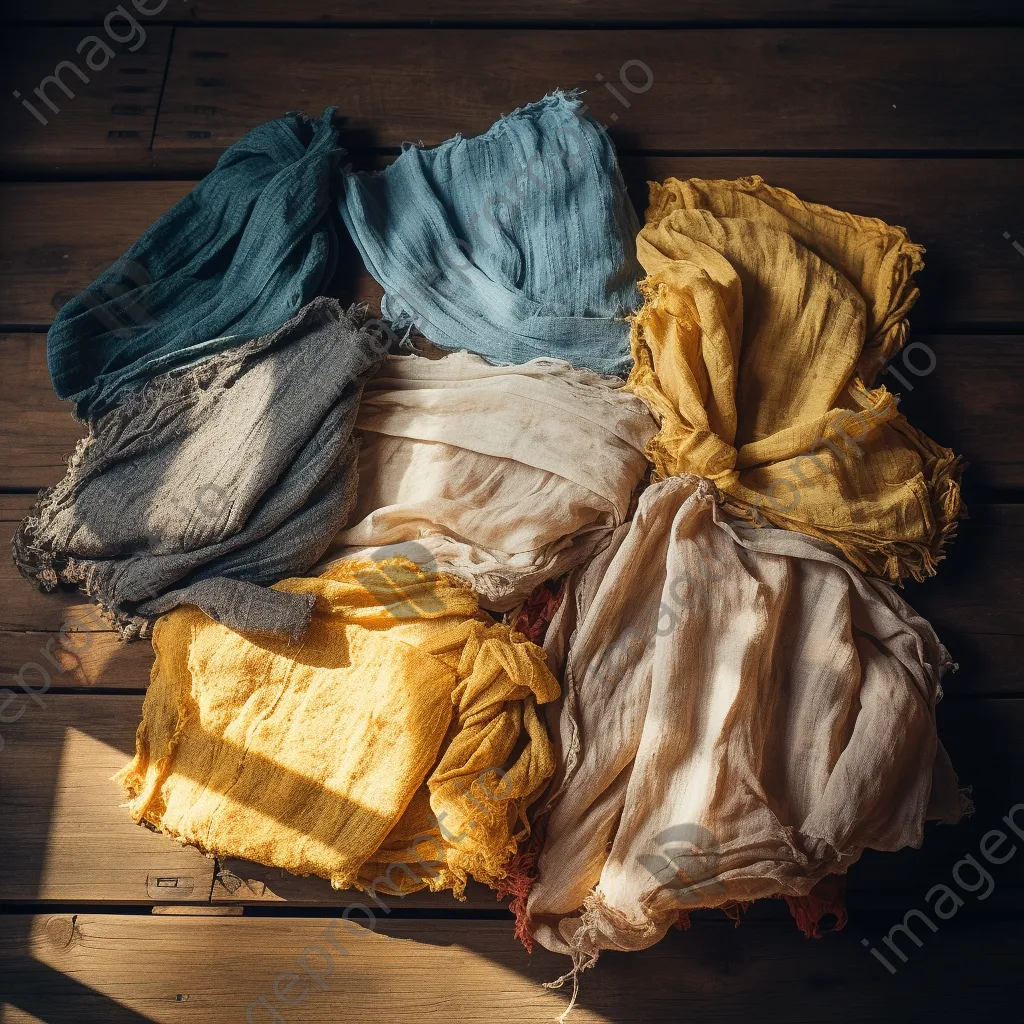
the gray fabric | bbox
[13,298,384,639]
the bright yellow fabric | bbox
[628,175,963,582]
[115,559,559,898]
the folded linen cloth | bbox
[339,92,642,376]
[628,176,963,582]
[116,558,559,897]
[50,108,343,419]
[315,350,656,611]
[526,475,965,963]
[14,298,383,639]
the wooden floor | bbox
[1,3,1023,1021]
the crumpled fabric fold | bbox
[13,298,383,639]
[339,92,642,376]
[628,176,964,582]
[315,350,656,610]
[50,108,343,419]
[525,475,965,963]
[116,558,559,898]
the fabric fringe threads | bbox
[14,299,383,639]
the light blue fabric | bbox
[49,108,343,420]
[339,92,642,376]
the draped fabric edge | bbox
[719,391,966,585]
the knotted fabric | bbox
[628,176,963,582]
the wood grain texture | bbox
[3,332,1022,491]
[3,912,1024,1023]
[153,28,1024,161]
[2,694,1024,907]
[5,1,1023,25]
[0,28,171,174]
[0,182,193,326]
[211,858,502,909]
[0,694,215,903]
[902,503,1024,638]
[3,158,1022,329]
[0,629,155,689]
[0,334,82,488]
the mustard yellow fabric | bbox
[628,175,963,582]
[115,558,559,898]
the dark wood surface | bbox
[5,1,1024,24]
[1,5,1022,1022]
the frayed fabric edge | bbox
[13,298,368,640]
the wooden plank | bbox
[5,1,1023,25]
[3,912,1024,1023]
[0,181,191,326]
[3,159,1023,330]
[4,694,1024,907]
[0,630,155,689]
[4,331,1022,491]
[904,503,1024,638]
[0,334,80,488]
[0,28,171,175]
[153,28,1024,162]
[0,694,214,903]
[2,492,1023,691]
[892,336,1024,490]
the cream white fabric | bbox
[317,351,657,611]
[527,474,964,961]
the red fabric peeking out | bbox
[512,578,566,645]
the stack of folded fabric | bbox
[14,90,968,1002]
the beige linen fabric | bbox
[527,474,964,963]
[316,351,657,610]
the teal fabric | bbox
[48,108,343,420]
[339,92,642,376]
